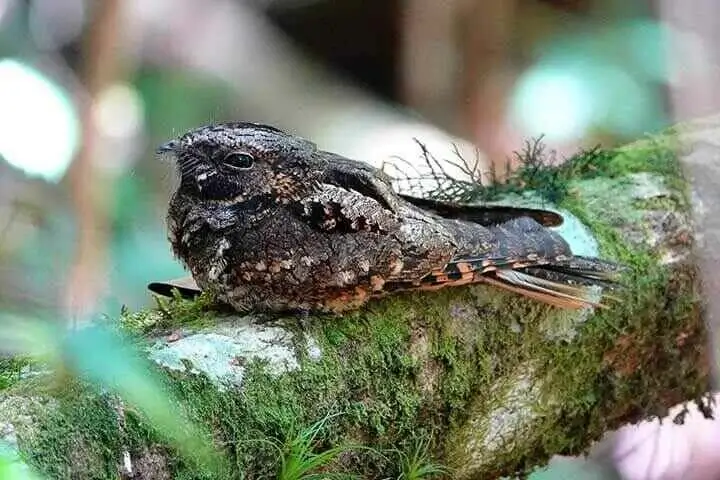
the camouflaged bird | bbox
[153,122,621,313]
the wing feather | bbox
[399,194,564,227]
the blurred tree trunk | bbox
[457,0,518,169]
[65,0,123,324]
[399,0,460,128]
[398,0,518,175]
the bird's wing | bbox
[319,152,402,213]
[398,194,564,227]
[384,217,623,309]
[294,183,400,234]
[319,151,563,226]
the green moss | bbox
[632,195,681,212]
[0,357,30,391]
[611,131,684,177]
[120,290,221,333]
[20,383,122,480]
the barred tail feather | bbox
[479,273,602,309]
[481,256,624,309]
[411,253,624,309]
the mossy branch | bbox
[1,130,711,479]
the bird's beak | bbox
[156,139,179,155]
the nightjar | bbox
[151,122,622,313]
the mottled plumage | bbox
[154,122,621,313]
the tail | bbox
[439,255,623,309]
[416,218,625,309]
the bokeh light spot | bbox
[94,83,144,140]
[0,58,80,181]
[510,67,594,142]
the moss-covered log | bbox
[0,130,711,479]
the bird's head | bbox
[158,122,320,203]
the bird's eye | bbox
[223,152,254,170]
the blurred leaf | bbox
[0,314,62,361]
[0,441,45,480]
[137,69,235,142]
